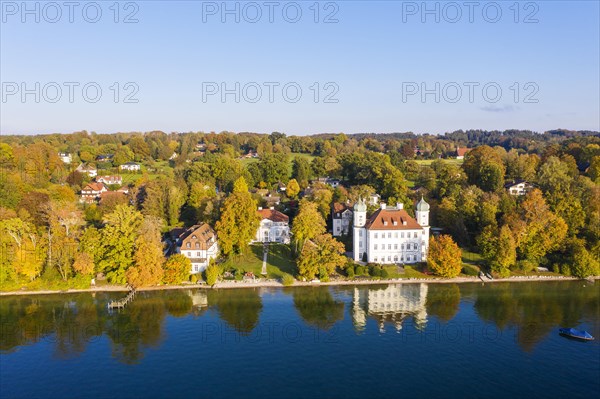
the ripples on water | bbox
[1,281,598,398]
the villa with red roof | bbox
[353,198,430,264]
[255,207,290,244]
[456,147,471,159]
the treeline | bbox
[0,129,599,290]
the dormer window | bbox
[195,242,200,248]
[383,221,388,226]
[393,221,398,226]
[186,242,191,248]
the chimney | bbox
[258,207,263,210]
[269,206,274,210]
[396,203,403,210]
[380,203,387,210]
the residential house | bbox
[76,163,97,178]
[175,224,219,274]
[277,182,287,193]
[255,207,290,243]
[456,147,471,160]
[332,201,353,237]
[353,197,430,264]
[504,180,534,196]
[58,152,72,164]
[80,182,107,203]
[326,178,341,188]
[96,175,123,186]
[120,162,141,171]
[368,193,381,206]
[96,154,114,162]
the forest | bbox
[0,128,599,290]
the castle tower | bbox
[353,198,367,262]
[415,196,430,261]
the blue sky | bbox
[1,0,599,135]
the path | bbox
[261,243,268,275]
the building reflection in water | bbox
[352,284,428,333]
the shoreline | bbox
[1,275,596,297]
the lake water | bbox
[1,281,599,398]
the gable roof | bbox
[82,182,106,192]
[178,224,217,250]
[456,147,471,157]
[258,209,289,223]
[504,179,531,188]
[364,208,422,230]
[332,202,353,216]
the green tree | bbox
[462,145,506,192]
[297,234,346,280]
[205,263,220,286]
[99,205,143,284]
[216,177,259,256]
[427,235,462,278]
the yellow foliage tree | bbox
[427,235,462,278]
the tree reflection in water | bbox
[0,282,598,363]
[292,287,345,331]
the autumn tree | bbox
[73,252,95,276]
[216,177,259,256]
[126,216,165,288]
[427,235,462,278]
[291,199,326,252]
[99,205,143,284]
[163,254,192,284]
[286,179,300,199]
[297,234,346,281]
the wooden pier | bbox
[107,289,136,309]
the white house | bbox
[58,152,72,164]
[255,207,290,243]
[175,224,219,274]
[120,162,141,171]
[353,197,430,264]
[332,202,353,237]
[352,284,428,333]
[76,163,97,178]
[80,182,107,203]
[96,175,123,186]
[504,180,533,196]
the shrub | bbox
[380,268,389,279]
[282,273,295,286]
[346,266,355,279]
[369,266,381,278]
[561,264,572,276]
[204,264,220,286]
[461,264,480,276]
[189,274,198,283]
[518,259,538,273]
[355,265,366,276]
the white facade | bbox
[120,162,141,171]
[505,181,532,196]
[255,208,290,243]
[332,203,353,237]
[175,224,219,274]
[59,152,72,164]
[353,198,430,264]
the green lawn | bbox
[220,243,296,279]
[461,249,483,264]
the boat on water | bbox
[559,328,595,341]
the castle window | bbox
[374,244,378,250]
[197,252,201,257]
[394,255,398,262]
[374,257,378,262]
[374,233,378,239]
[359,230,363,237]
[195,242,200,248]
[401,232,404,238]
[387,256,391,262]
[394,232,398,238]
[414,232,418,238]
[387,232,391,238]
[388,244,391,250]
[394,244,398,250]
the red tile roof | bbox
[258,209,289,223]
[364,208,421,230]
[457,147,471,157]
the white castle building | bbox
[353,197,430,264]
